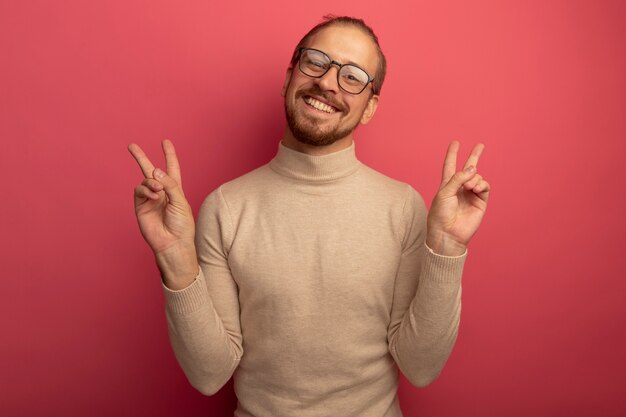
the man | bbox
[129,16,489,417]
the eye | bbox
[340,67,368,86]
[310,60,326,68]
[302,52,329,73]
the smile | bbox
[304,97,338,114]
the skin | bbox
[128,140,198,290]
[426,141,490,256]
[129,25,491,290]
[281,25,380,156]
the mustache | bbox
[296,88,346,112]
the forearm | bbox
[425,231,467,257]
[164,270,243,395]
[155,240,199,290]
[389,246,465,387]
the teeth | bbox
[304,97,336,113]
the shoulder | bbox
[204,163,271,200]
[198,163,275,218]
[357,163,426,211]
[220,164,273,198]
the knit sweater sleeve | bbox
[387,185,466,387]
[161,186,243,395]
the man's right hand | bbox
[128,140,199,289]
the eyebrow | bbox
[307,47,373,75]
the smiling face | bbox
[282,24,380,151]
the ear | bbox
[281,67,293,97]
[360,94,379,125]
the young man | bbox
[129,16,490,417]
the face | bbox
[282,25,380,147]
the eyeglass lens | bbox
[299,49,370,94]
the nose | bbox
[316,64,340,93]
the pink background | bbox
[2,0,625,416]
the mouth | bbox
[303,96,340,114]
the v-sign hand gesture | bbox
[426,141,491,256]
[129,140,198,289]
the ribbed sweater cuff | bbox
[421,244,467,285]
[162,270,210,315]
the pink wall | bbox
[2,1,625,416]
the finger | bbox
[463,143,485,170]
[134,184,160,201]
[473,179,491,202]
[162,140,182,187]
[142,178,164,193]
[441,141,460,184]
[439,165,476,198]
[128,144,156,179]
[463,173,482,190]
[153,168,186,205]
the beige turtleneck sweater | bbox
[163,141,466,417]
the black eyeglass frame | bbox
[296,47,375,95]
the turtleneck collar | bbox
[269,141,361,182]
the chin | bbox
[294,131,343,147]
[285,106,355,147]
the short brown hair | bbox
[289,15,387,95]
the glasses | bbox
[297,48,375,95]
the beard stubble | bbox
[284,88,361,147]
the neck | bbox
[281,127,354,156]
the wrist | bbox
[425,232,467,257]
[155,240,199,290]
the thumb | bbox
[153,168,186,204]
[439,165,476,198]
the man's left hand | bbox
[426,141,491,256]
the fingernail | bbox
[464,165,475,174]
[154,168,165,179]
